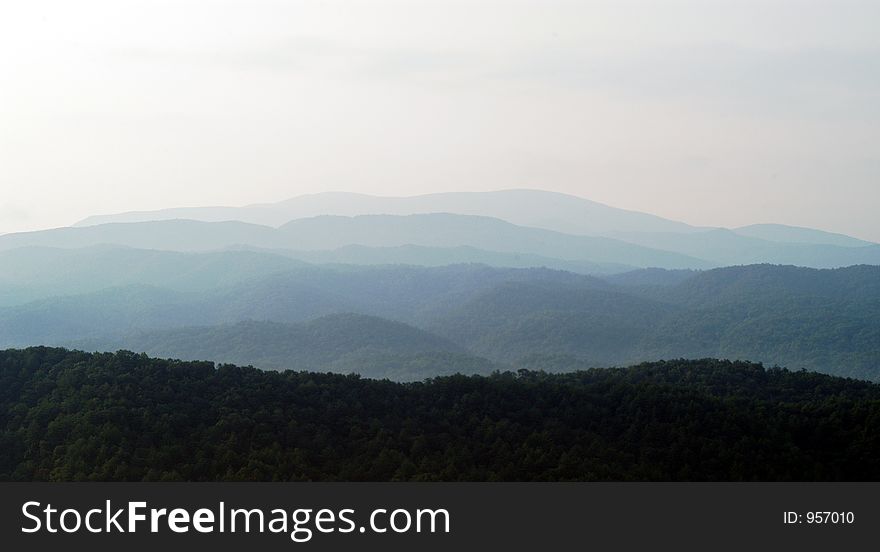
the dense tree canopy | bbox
[2,348,878,481]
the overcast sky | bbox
[1,0,878,240]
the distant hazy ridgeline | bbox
[8,190,879,270]
[73,190,704,235]
[0,258,877,380]
[0,190,877,382]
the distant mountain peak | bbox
[74,189,700,236]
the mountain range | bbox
[74,189,701,235]
[1,189,877,382]
[2,190,878,270]
[0,259,877,380]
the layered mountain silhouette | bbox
[733,224,874,248]
[0,214,710,270]
[608,228,880,267]
[75,189,701,235]
[4,190,879,270]
[74,314,485,381]
[1,260,877,380]
[1,189,878,382]
[73,189,875,244]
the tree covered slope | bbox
[74,315,490,381]
[1,263,878,380]
[1,348,878,481]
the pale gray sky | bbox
[1,0,878,240]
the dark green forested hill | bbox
[2,348,879,482]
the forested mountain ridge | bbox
[73,315,485,381]
[653,263,880,306]
[427,265,880,379]
[0,244,626,308]
[1,348,878,481]
[0,264,607,346]
[1,263,878,380]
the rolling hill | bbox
[24,192,878,270]
[3,349,879,481]
[270,244,632,274]
[276,214,710,268]
[0,246,309,306]
[734,223,875,247]
[2,262,878,380]
[0,220,284,252]
[425,265,880,379]
[72,314,491,380]
[609,228,880,268]
[0,264,609,347]
[1,214,712,270]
